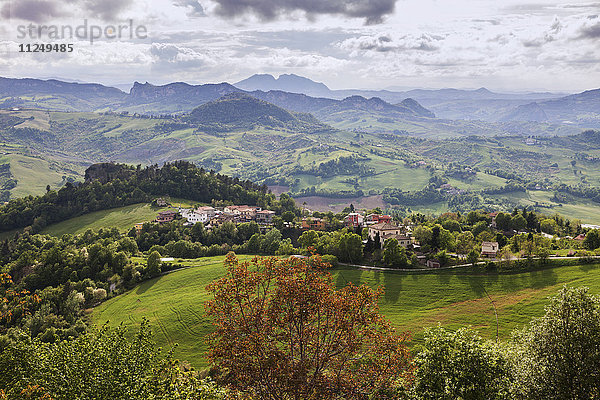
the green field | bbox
[93,255,254,368]
[492,190,600,225]
[0,153,83,197]
[92,255,600,368]
[40,203,160,236]
[39,199,199,236]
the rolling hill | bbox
[502,89,600,126]
[187,92,329,132]
[0,77,126,111]
[1,77,600,224]
[92,256,600,368]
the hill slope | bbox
[503,89,600,126]
[0,77,126,111]
[92,258,600,368]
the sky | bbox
[0,0,598,92]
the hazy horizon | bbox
[0,72,586,95]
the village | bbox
[135,198,277,235]
[140,198,528,269]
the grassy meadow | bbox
[40,198,198,236]
[92,255,600,368]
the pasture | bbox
[92,255,600,368]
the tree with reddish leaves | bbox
[0,273,40,331]
[205,253,413,400]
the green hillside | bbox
[40,203,159,236]
[92,256,600,368]
[39,198,199,237]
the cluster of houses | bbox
[138,201,504,269]
[135,200,277,234]
[178,205,276,227]
[345,212,416,250]
[341,211,502,267]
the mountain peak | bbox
[398,98,436,118]
[234,73,331,97]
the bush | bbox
[412,326,510,400]
[320,254,339,267]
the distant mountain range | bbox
[233,74,588,123]
[0,75,598,128]
[515,89,600,125]
[0,76,436,123]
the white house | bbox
[179,208,209,225]
[481,241,499,258]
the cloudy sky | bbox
[0,0,598,92]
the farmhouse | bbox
[156,210,177,223]
[345,212,364,228]
[368,223,412,248]
[387,234,413,248]
[225,205,261,214]
[301,217,326,231]
[365,214,392,225]
[481,241,499,258]
[197,206,217,218]
[256,210,276,224]
[489,212,499,228]
[179,208,208,225]
[210,213,235,227]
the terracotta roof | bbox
[369,222,399,231]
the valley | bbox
[3,0,600,397]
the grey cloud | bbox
[84,0,134,20]
[522,18,561,48]
[589,14,598,19]
[173,0,206,17]
[1,0,133,22]
[1,0,65,22]
[211,0,397,25]
[522,33,556,48]
[579,21,600,38]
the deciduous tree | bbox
[411,326,510,400]
[205,253,413,400]
[510,286,600,399]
